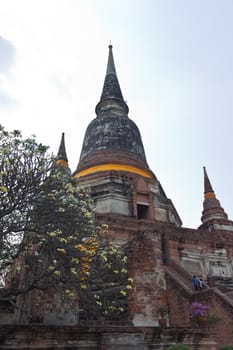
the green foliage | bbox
[157,305,168,317]
[219,346,233,350]
[167,344,191,350]
[207,313,222,326]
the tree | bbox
[14,167,102,322]
[0,125,129,322]
[0,125,53,274]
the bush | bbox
[157,305,168,317]
[220,346,233,350]
[167,344,191,350]
[207,314,221,326]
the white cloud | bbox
[0,0,107,167]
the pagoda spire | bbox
[56,132,69,168]
[203,166,215,198]
[106,44,116,75]
[95,45,129,115]
[199,166,232,231]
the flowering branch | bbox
[190,302,208,318]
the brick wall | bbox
[0,324,217,349]
[128,230,166,326]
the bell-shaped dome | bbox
[74,45,152,179]
[79,114,146,162]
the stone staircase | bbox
[166,262,193,291]
[165,259,233,306]
[211,276,233,290]
[164,260,233,347]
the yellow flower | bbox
[57,248,65,253]
[120,290,127,296]
[85,212,92,219]
[126,285,133,290]
[65,183,74,192]
[75,244,86,252]
[49,232,57,237]
[59,238,68,243]
[109,305,116,310]
[128,277,133,283]
[0,186,8,193]
[101,224,109,230]
[53,270,61,276]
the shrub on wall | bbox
[167,344,191,350]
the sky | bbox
[0,0,233,229]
